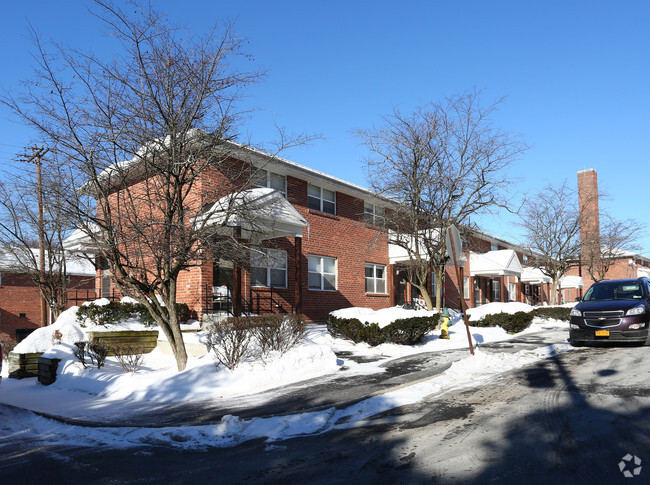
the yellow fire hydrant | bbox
[440,308,451,339]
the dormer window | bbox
[491,242,499,251]
[308,184,335,214]
[253,167,286,196]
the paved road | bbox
[3,329,650,483]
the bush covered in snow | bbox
[326,314,439,346]
[531,306,571,322]
[76,300,191,327]
[472,311,533,334]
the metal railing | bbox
[203,285,292,316]
[67,289,122,306]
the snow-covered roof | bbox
[63,224,103,254]
[469,250,523,277]
[560,275,584,289]
[0,248,95,276]
[520,267,553,284]
[196,188,308,240]
[88,131,395,207]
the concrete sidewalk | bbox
[8,328,569,428]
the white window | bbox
[253,168,286,196]
[492,280,501,301]
[308,255,337,290]
[251,248,287,288]
[364,202,385,226]
[308,184,336,214]
[431,273,437,296]
[522,254,529,265]
[491,242,499,251]
[365,263,386,294]
[463,276,470,299]
[509,282,516,301]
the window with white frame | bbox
[509,282,516,301]
[491,242,500,251]
[463,276,470,299]
[364,202,385,226]
[308,184,336,214]
[308,255,336,290]
[365,263,386,294]
[431,273,437,297]
[251,248,287,288]
[253,167,286,196]
[522,254,529,265]
[492,279,501,300]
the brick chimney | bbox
[577,168,600,270]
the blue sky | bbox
[1,1,648,254]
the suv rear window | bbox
[583,282,645,301]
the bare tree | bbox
[518,182,582,304]
[2,1,308,371]
[581,212,644,282]
[0,159,83,322]
[356,92,527,311]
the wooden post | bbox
[448,227,475,355]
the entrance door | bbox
[395,269,409,306]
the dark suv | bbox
[570,278,650,346]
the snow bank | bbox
[13,306,86,354]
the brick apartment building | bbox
[67,139,563,323]
[0,251,95,340]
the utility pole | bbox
[20,146,50,326]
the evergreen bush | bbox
[76,301,191,327]
[326,314,438,346]
[472,311,533,334]
[531,306,571,321]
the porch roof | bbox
[469,250,523,277]
[560,275,584,289]
[198,188,308,240]
[520,267,553,284]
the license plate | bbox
[595,330,610,337]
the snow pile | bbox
[465,302,534,321]
[13,306,86,354]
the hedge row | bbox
[471,306,571,334]
[326,314,440,346]
[76,301,192,327]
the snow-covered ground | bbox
[0,301,573,449]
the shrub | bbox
[206,314,308,370]
[76,301,141,327]
[251,314,307,355]
[1,334,17,359]
[77,301,191,328]
[383,316,439,345]
[206,317,254,370]
[326,314,438,346]
[327,315,383,345]
[73,339,110,369]
[113,345,145,374]
[531,307,571,322]
[473,311,533,334]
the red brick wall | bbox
[0,273,94,339]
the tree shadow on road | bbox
[462,347,650,484]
